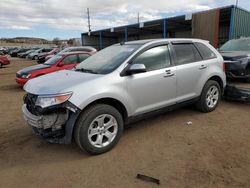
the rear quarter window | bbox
[195,42,217,60]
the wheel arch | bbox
[82,97,128,122]
[207,75,224,94]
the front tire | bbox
[74,104,124,155]
[196,80,221,113]
[34,56,38,60]
[0,63,2,68]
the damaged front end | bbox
[22,93,80,144]
[224,84,250,103]
[224,58,250,79]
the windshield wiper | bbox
[75,68,98,74]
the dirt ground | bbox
[0,58,250,188]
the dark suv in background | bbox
[220,38,250,82]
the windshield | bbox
[75,44,140,74]
[220,39,250,51]
[44,54,62,65]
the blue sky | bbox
[0,0,249,40]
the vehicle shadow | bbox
[0,66,9,70]
[0,106,195,171]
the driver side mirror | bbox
[126,64,146,75]
[57,62,64,67]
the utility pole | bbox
[235,0,239,7]
[87,8,91,35]
[137,12,140,24]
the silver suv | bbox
[22,39,226,154]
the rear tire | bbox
[196,80,221,113]
[0,63,2,68]
[74,104,124,155]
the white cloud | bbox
[0,0,236,33]
[10,25,31,30]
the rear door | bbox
[171,42,204,102]
[125,44,177,115]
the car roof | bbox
[120,38,209,45]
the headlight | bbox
[21,73,31,78]
[35,92,72,108]
[239,57,249,65]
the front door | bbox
[125,45,177,115]
[61,54,79,69]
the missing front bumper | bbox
[22,104,69,130]
[225,62,250,79]
[22,103,80,144]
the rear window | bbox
[195,42,217,60]
[172,43,202,65]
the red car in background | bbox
[37,48,60,64]
[16,51,93,86]
[0,52,10,68]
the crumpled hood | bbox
[220,51,250,61]
[24,70,102,95]
[17,64,50,75]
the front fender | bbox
[68,87,132,116]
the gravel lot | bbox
[0,58,250,188]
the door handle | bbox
[164,70,175,78]
[199,65,207,70]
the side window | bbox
[79,54,90,62]
[63,55,78,65]
[132,45,171,71]
[172,43,202,65]
[195,42,217,60]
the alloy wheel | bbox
[87,114,118,148]
[206,86,219,108]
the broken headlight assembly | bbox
[239,57,249,65]
[35,92,73,108]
